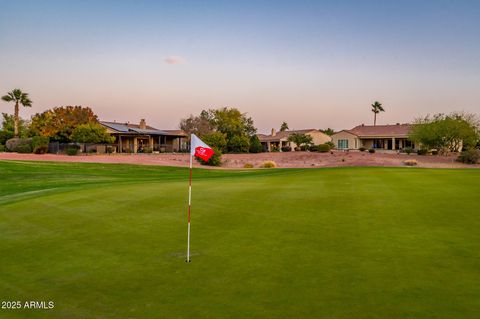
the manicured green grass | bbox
[1,161,479,318]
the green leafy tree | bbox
[280,122,289,132]
[30,106,98,142]
[1,89,32,137]
[0,113,29,144]
[249,135,263,153]
[410,112,479,154]
[201,131,227,152]
[179,111,214,137]
[181,107,257,153]
[228,135,250,153]
[71,123,115,144]
[371,101,385,126]
[287,133,313,150]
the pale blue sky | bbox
[1,0,479,132]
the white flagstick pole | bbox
[187,148,193,262]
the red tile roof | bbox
[344,124,411,137]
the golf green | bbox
[1,161,479,318]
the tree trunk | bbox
[14,101,19,137]
[374,112,377,126]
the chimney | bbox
[361,123,365,127]
[140,119,146,129]
[271,128,276,136]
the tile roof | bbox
[343,124,412,137]
[257,129,318,142]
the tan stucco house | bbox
[100,119,187,153]
[331,124,415,150]
[258,129,332,152]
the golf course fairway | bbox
[1,161,479,318]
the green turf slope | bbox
[1,161,479,318]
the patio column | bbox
[118,135,122,153]
[149,136,154,149]
[392,137,396,150]
[133,137,138,153]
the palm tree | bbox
[280,121,289,132]
[1,89,32,137]
[371,101,384,126]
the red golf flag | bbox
[190,134,214,162]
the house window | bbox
[338,139,349,149]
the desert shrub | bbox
[300,145,309,151]
[431,149,439,155]
[106,146,116,154]
[16,144,32,153]
[359,147,366,152]
[143,147,153,153]
[308,145,319,152]
[33,145,48,154]
[417,149,428,156]
[31,136,50,154]
[318,144,331,153]
[243,163,254,168]
[325,141,335,149]
[403,147,413,154]
[6,137,32,152]
[457,149,480,164]
[259,160,277,168]
[66,145,80,156]
[281,146,292,152]
[196,147,222,166]
[368,148,375,153]
[404,159,418,166]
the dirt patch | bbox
[1,151,478,169]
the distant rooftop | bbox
[343,124,412,137]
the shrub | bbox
[457,149,480,164]
[33,145,48,154]
[359,147,366,152]
[143,146,153,153]
[300,145,309,151]
[249,135,263,153]
[6,137,32,152]
[66,145,80,156]
[431,150,439,155]
[281,146,292,152]
[0,144,4,152]
[243,163,254,168]
[403,147,413,154]
[368,148,375,153]
[417,149,428,156]
[308,145,319,152]
[106,146,116,154]
[260,160,277,168]
[318,144,331,153]
[325,141,335,149]
[404,159,418,166]
[31,136,50,154]
[196,147,222,166]
[16,144,32,153]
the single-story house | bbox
[331,123,415,150]
[258,128,332,152]
[100,119,187,153]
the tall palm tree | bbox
[371,101,384,126]
[1,89,32,137]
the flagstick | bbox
[186,153,193,262]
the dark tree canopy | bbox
[30,106,98,142]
